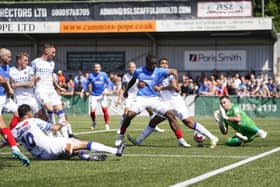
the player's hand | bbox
[35,76,41,82]
[7,88,14,96]
[219,105,229,120]
[80,91,84,98]
[123,91,128,98]
[153,85,163,92]
[214,110,221,122]
[60,87,67,93]
[137,81,146,89]
[11,83,17,89]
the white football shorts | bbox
[89,95,108,110]
[128,96,171,116]
[35,89,62,106]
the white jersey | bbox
[122,72,138,97]
[160,75,180,101]
[31,58,55,90]
[159,75,191,119]
[9,66,34,101]
[12,118,53,158]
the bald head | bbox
[0,48,12,64]
[127,61,136,74]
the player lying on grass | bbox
[214,95,267,146]
[4,104,125,161]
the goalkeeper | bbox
[214,96,267,146]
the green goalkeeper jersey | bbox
[223,104,256,133]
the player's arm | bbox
[219,105,241,123]
[80,76,91,98]
[116,81,126,106]
[50,124,63,132]
[214,110,228,135]
[123,77,136,98]
[53,73,67,93]
[36,118,63,132]
[104,74,113,95]
[10,75,35,89]
[155,76,179,92]
[0,74,13,95]
[168,68,178,81]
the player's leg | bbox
[146,107,164,132]
[0,115,30,166]
[32,97,48,122]
[115,110,137,147]
[118,95,133,134]
[150,97,190,147]
[70,138,125,157]
[239,122,267,139]
[226,136,242,146]
[163,110,191,148]
[100,95,110,130]
[182,117,219,148]
[128,114,166,145]
[50,90,74,137]
[36,90,56,123]
[89,95,98,130]
[77,150,107,161]
[4,98,20,129]
[173,97,218,148]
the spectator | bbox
[74,71,86,95]
[198,77,211,95]
[214,79,228,96]
[180,76,194,96]
[57,70,66,88]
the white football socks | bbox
[195,122,216,140]
[89,142,117,155]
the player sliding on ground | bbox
[214,96,267,146]
[10,104,125,161]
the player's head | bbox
[127,61,136,74]
[94,63,101,73]
[16,52,29,69]
[219,96,232,110]
[18,104,33,119]
[159,58,169,68]
[0,48,12,65]
[145,54,157,70]
[41,43,56,61]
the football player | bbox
[9,52,47,129]
[31,44,73,138]
[0,48,30,166]
[214,95,267,146]
[116,61,164,133]
[80,63,112,130]
[11,104,125,161]
[127,58,218,148]
[115,54,190,148]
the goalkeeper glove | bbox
[219,105,229,120]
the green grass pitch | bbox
[0,115,279,187]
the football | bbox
[193,132,206,143]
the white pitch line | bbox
[0,152,248,159]
[170,147,280,187]
[74,129,280,135]
[75,129,118,135]
[75,129,156,135]
[124,154,248,159]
